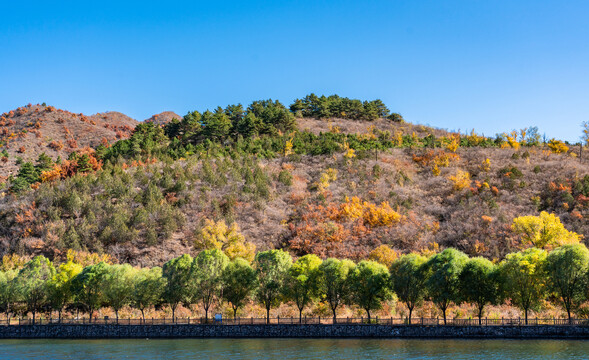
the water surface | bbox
[0,338,587,359]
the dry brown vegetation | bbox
[144,111,182,126]
[0,104,588,270]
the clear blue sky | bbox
[1,1,588,141]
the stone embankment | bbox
[1,324,588,339]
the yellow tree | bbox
[511,211,581,249]
[283,137,293,157]
[547,139,569,154]
[196,219,256,262]
[368,245,398,268]
[47,260,83,320]
[448,170,471,191]
[582,121,589,147]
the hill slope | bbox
[0,104,138,178]
[0,96,586,267]
[144,111,182,126]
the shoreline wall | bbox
[1,324,589,339]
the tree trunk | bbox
[567,308,572,323]
[442,307,447,325]
[115,309,119,323]
[366,309,371,323]
[478,306,483,326]
[408,306,413,325]
[171,305,176,323]
[524,308,528,325]
[233,306,238,319]
[58,308,62,322]
[141,309,145,322]
[32,310,36,325]
[204,306,209,322]
[266,307,270,324]
[332,307,337,324]
[299,307,303,323]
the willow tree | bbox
[316,258,355,323]
[545,244,589,321]
[348,260,392,322]
[103,264,136,322]
[71,262,110,322]
[47,260,83,321]
[459,257,498,325]
[254,250,292,323]
[425,248,468,324]
[132,267,165,322]
[222,258,257,318]
[284,254,322,322]
[162,254,193,322]
[499,248,547,324]
[390,253,427,324]
[0,270,17,322]
[192,249,229,321]
[14,256,55,324]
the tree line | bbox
[2,244,589,325]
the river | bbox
[0,338,587,359]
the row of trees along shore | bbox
[3,244,589,325]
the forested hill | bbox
[0,94,587,267]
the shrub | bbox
[448,170,471,191]
[547,139,569,154]
[278,169,293,186]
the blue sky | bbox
[1,1,588,141]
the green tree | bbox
[34,152,54,173]
[362,101,379,120]
[370,99,390,118]
[11,162,39,192]
[247,99,296,133]
[103,264,136,322]
[254,249,292,323]
[162,254,193,321]
[545,244,589,321]
[284,254,322,321]
[235,113,262,138]
[459,257,498,325]
[499,248,547,324]
[14,256,55,324]
[201,109,232,141]
[0,270,17,322]
[71,262,110,322]
[388,113,404,123]
[192,249,229,321]
[390,253,427,324]
[222,258,257,318]
[224,104,245,132]
[316,258,355,323]
[425,248,468,324]
[132,267,165,322]
[348,260,392,322]
[46,260,83,320]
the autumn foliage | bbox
[287,197,403,259]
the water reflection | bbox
[0,338,586,359]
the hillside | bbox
[0,95,586,267]
[0,104,138,179]
[144,111,182,126]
